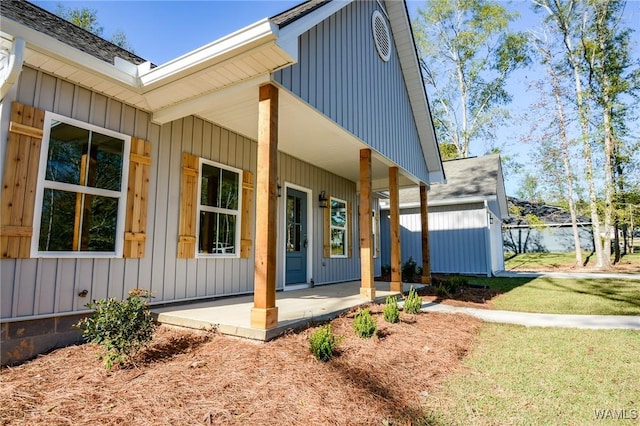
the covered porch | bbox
[152,281,422,341]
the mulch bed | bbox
[0,306,481,425]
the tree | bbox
[534,0,639,269]
[413,0,530,159]
[54,5,134,52]
[528,29,584,267]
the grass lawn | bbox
[505,251,640,273]
[423,324,640,425]
[471,276,640,315]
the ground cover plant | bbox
[0,307,480,425]
[423,324,640,425]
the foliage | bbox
[403,286,423,314]
[381,264,391,277]
[383,296,400,324]
[54,5,134,51]
[353,308,377,339]
[401,257,419,282]
[436,284,449,298]
[413,0,530,158]
[445,275,467,294]
[75,289,156,369]
[309,324,341,362]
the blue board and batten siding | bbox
[273,1,430,183]
[381,204,493,276]
[1,66,361,320]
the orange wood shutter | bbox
[123,137,151,258]
[177,153,199,258]
[0,102,45,258]
[323,195,330,258]
[240,170,254,259]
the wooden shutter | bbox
[347,201,353,258]
[0,102,45,259]
[177,153,199,258]
[323,195,330,258]
[123,137,151,258]
[240,170,254,259]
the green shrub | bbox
[353,308,377,338]
[446,275,467,294]
[401,257,418,282]
[383,296,400,323]
[403,286,423,314]
[75,289,156,369]
[436,284,449,298]
[309,324,341,361]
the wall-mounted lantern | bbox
[318,191,328,208]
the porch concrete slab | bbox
[152,281,420,341]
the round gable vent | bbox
[372,10,391,62]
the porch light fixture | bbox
[277,179,282,197]
[318,191,328,208]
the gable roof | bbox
[380,154,508,218]
[1,0,150,66]
[1,0,444,184]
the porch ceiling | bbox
[192,83,420,191]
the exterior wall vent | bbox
[372,10,391,62]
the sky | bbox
[31,0,640,196]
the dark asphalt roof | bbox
[270,0,329,27]
[1,0,152,66]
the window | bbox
[330,197,348,257]
[33,113,130,257]
[197,159,241,256]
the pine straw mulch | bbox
[0,306,481,426]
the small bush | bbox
[436,284,449,298]
[309,324,341,361]
[446,275,467,294]
[75,289,156,369]
[381,264,391,277]
[403,286,423,314]
[353,308,377,338]
[383,296,400,323]
[401,257,418,282]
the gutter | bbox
[0,37,24,100]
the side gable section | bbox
[273,0,430,183]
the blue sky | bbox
[31,0,640,196]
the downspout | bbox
[0,37,25,100]
[483,200,492,277]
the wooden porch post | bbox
[389,167,402,292]
[251,83,279,329]
[359,148,375,300]
[420,183,432,284]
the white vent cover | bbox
[372,10,391,62]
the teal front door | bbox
[285,188,308,285]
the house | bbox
[503,197,594,253]
[380,155,508,276]
[0,0,444,364]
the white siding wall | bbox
[1,67,361,320]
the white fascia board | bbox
[152,74,271,124]
[275,0,353,61]
[0,17,139,87]
[139,19,281,88]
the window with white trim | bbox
[330,197,348,257]
[33,113,130,257]
[197,159,241,257]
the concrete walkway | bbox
[419,302,640,330]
